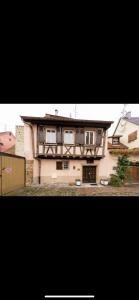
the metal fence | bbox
[0,152,25,195]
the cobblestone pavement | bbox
[5,184,139,196]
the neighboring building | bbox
[6,145,15,154]
[107,134,129,179]
[21,111,113,186]
[107,112,139,183]
[15,125,24,156]
[113,111,139,148]
[0,131,16,154]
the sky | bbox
[0,103,139,136]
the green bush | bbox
[109,155,130,187]
[109,174,122,187]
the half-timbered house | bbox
[21,111,113,185]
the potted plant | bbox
[75,179,81,186]
[100,177,109,186]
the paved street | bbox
[5,184,139,196]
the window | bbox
[64,130,74,144]
[128,131,137,143]
[63,161,69,169]
[56,161,69,170]
[56,161,62,170]
[113,166,118,170]
[46,129,56,143]
[87,159,94,164]
[112,137,119,145]
[85,131,94,145]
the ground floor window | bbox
[56,161,63,170]
[63,161,69,169]
[56,161,69,170]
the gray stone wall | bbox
[15,126,24,156]
[26,160,34,186]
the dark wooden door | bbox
[83,166,96,183]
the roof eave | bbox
[21,116,113,129]
[124,118,139,126]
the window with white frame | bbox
[46,129,56,143]
[64,130,74,144]
[63,161,69,169]
[85,131,94,145]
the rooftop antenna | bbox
[121,104,128,118]
[75,104,77,119]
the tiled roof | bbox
[108,142,128,150]
[0,131,14,136]
[125,117,139,125]
[109,148,139,155]
[44,114,75,121]
[21,114,114,128]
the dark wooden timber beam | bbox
[35,155,103,160]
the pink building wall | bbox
[0,132,16,153]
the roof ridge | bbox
[21,115,113,124]
[44,113,75,120]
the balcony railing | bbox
[35,144,104,159]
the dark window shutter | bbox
[96,129,102,146]
[56,127,62,144]
[75,128,84,145]
[38,126,46,143]
[56,161,62,170]
[86,132,89,144]
[128,131,137,143]
[90,132,93,144]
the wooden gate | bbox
[126,166,139,183]
[0,153,25,195]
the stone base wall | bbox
[26,160,34,186]
[40,175,80,185]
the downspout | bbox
[38,159,41,184]
[102,129,106,157]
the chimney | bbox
[125,111,131,119]
[55,109,58,116]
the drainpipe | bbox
[38,159,41,184]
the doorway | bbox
[83,166,96,183]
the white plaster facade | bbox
[114,118,139,148]
[23,123,113,185]
[19,114,139,186]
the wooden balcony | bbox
[35,144,104,159]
